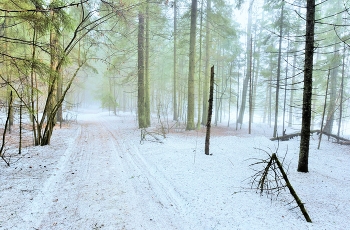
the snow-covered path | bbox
[17,114,190,229]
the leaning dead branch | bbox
[250,150,312,223]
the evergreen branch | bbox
[0,0,89,13]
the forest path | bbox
[20,112,188,230]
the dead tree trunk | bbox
[19,102,23,155]
[205,66,214,155]
[273,154,312,222]
[251,152,312,223]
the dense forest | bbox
[1,0,350,172]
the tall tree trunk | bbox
[57,68,63,127]
[252,35,260,123]
[248,37,253,134]
[30,29,38,145]
[237,0,254,125]
[197,0,205,129]
[324,3,342,134]
[215,55,220,126]
[205,66,214,155]
[228,62,233,127]
[273,1,284,138]
[318,69,330,150]
[201,0,211,125]
[48,10,59,126]
[173,0,178,121]
[323,43,339,134]
[138,12,146,128]
[298,0,316,173]
[268,56,272,127]
[145,0,151,126]
[337,44,346,142]
[57,36,65,126]
[4,12,13,131]
[236,63,240,130]
[282,32,290,135]
[288,53,297,127]
[186,0,198,130]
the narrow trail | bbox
[19,113,189,230]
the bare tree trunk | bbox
[298,0,316,173]
[48,10,58,127]
[202,0,211,125]
[138,12,146,128]
[237,0,254,125]
[323,44,339,134]
[30,29,38,145]
[197,0,205,129]
[268,56,272,127]
[57,68,63,127]
[205,66,214,155]
[186,0,198,130]
[282,32,290,135]
[173,0,178,121]
[19,101,22,154]
[228,63,233,127]
[288,53,297,127]
[252,12,264,123]
[236,63,240,130]
[318,70,330,149]
[4,12,13,132]
[248,37,253,134]
[273,1,284,138]
[337,44,346,142]
[145,0,151,126]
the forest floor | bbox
[1,108,350,229]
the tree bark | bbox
[145,0,151,126]
[298,0,316,173]
[237,0,254,125]
[173,0,178,121]
[4,12,14,131]
[273,1,284,138]
[205,66,214,155]
[186,0,198,130]
[337,44,346,142]
[48,10,59,128]
[138,12,147,128]
[318,70,330,149]
[282,32,289,135]
[288,53,297,127]
[30,29,38,145]
[202,0,211,125]
[248,37,253,134]
[197,0,205,129]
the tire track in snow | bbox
[19,114,194,229]
[33,121,156,229]
[18,125,82,229]
[101,118,195,229]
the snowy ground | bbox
[1,109,349,230]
